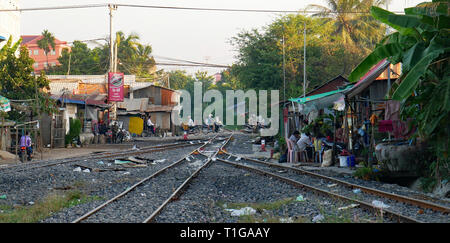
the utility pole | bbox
[282,34,286,102]
[67,52,71,75]
[167,73,170,89]
[303,22,306,98]
[108,4,117,73]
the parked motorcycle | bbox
[19,146,32,162]
[322,140,346,155]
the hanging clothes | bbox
[378,120,393,133]
[385,100,401,121]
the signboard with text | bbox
[108,72,124,102]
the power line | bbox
[0,3,405,14]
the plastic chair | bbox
[285,138,298,163]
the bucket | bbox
[346,155,355,167]
[339,156,349,167]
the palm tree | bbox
[306,0,386,51]
[37,29,56,70]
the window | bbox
[33,49,39,55]
[51,50,56,55]
[33,63,39,68]
[43,62,48,68]
[29,50,32,56]
[51,62,56,67]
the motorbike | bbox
[19,146,31,162]
[322,140,346,155]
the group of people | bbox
[204,114,222,133]
[182,114,223,133]
[247,114,266,132]
[288,129,336,163]
[92,119,127,143]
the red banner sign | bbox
[108,72,124,102]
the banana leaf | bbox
[348,42,401,82]
[391,48,448,100]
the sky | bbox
[19,0,426,75]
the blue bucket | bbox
[347,155,355,167]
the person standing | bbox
[147,116,155,136]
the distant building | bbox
[20,35,70,73]
[213,72,222,85]
[0,0,20,49]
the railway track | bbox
[72,134,232,223]
[216,150,450,223]
[0,139,207,172]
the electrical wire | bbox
[0,3,405,14]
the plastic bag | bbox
[321,149,333,167]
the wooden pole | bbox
[332,109,337,164]
[15,127,18,162]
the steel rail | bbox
[221,151,450,215]
[143,134,233,223]
[71,135,221,223]
[2,140,204,172]
[215,157,423,223]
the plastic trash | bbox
[312,214,324,223]
[353,189,361,194]
[338,204,359,211]
[123,172,131,175]
[0,194,6,199]
[82,169,90,173]
[279,217,294,223]
[372,200,390,209]
[235,157,241,161]
[225,207,256,216]
[186,156,191,162]
[296,195,305,201]
[97,161,104,165]
[114,160,132,164]
[327,184,338,188]
[29,201,35,205]
[73,167,82,172]
[154,159,166,163]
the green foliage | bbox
[48,31,156,80]
[348,1,450,183]
[0,36,54,121]
[228,10,384,100]
[353,166,379,181]
[36,29,56,69]
[65,118,81,145]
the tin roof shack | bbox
[117,84,180,136]
[0,120,15,152]
[282,75,350,138]
[342,60,411,168]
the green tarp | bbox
[288,85,353,104]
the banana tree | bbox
[348,1,449,186]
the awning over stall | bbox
[288,85,353,114]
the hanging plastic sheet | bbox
[0,96,11,112]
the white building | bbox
[0,0,20,48]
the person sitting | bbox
[297,132,312,162]
[214,116,223,132]
[205,114,214,132]
[289,131,300,144]
[187,116,195,128]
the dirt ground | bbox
[0,143,133,166]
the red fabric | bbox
[378,120,393,132]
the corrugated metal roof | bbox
[345,59,390,99]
